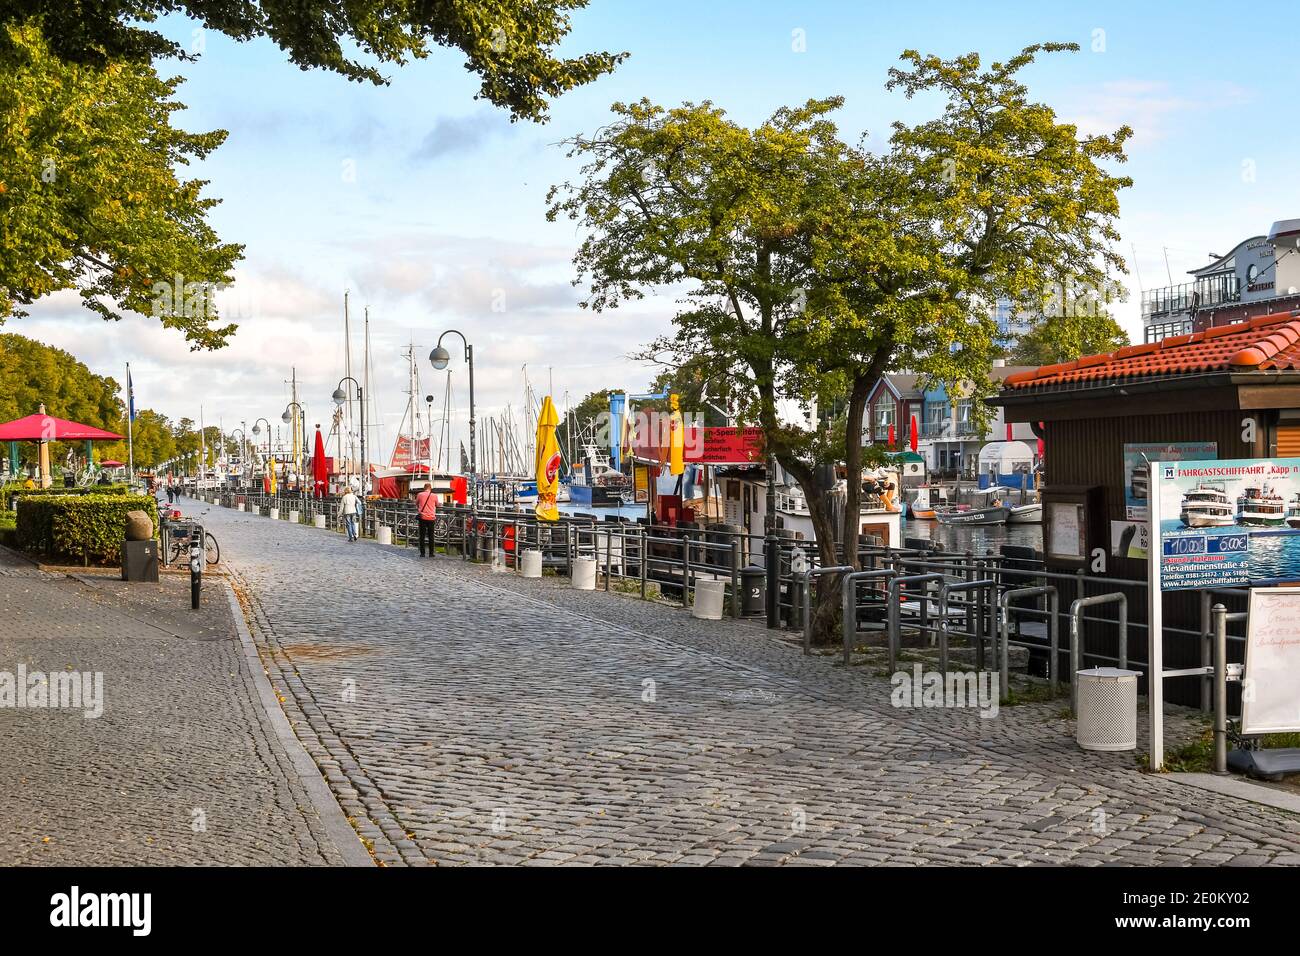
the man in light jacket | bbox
[339,486,360,542]
[415,482,438,557]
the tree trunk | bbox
[779,453,841,646]
[840,373,872,570]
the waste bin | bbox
[1076,667,1139,752]
[740,566,766,616]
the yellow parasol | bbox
[535,395,561,521]
[668,393,685,476]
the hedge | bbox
[2,483,130,510]
[15,494,157,564]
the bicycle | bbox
[162,513,220,567]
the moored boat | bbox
[1007,502,1042,523]
[1237,483,1285,527]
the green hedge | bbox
[15,494,157,563]
[2,483,130,509]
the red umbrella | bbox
[909,415,918,453]
[887,422,895,446]
[312,427,329,498]
[0,413,121,441]
[1006,422,1014,441]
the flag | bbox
[534,395,561,522]
[127,367,136,422]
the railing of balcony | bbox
[1141,274,1239,317]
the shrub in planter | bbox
[15,494,157,563]
[2,484,128,509]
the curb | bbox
[223,580,375,867]
[1171,771,1300,816]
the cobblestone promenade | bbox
[0,546,357,865]
[198,499,1300,866]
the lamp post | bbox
[229,427,247,483]
[251,417,271,493]
[334,376,365,532]
[282,402,304,485]
[429,330,475,499]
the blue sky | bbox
[19,0,1300,461]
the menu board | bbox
[1046,501,1083,560]
[1242,588,1300,734]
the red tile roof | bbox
[1003,310,1300,391]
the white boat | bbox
[1129,462,1149,500]
[1007,502,1042,523]
[1237,483,1286,527]
[1287,494,1300,529]
[1180,482,1234,528]
[935,487,1011,526]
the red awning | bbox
[0,413,122,441]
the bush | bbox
[2,483,129,509]
[15,493,157,563]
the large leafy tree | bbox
[2,0,624,122]
[550,43,1131,641]
[1007,310,1129,366]
[0,23,242,347]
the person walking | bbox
[339,486,360,542]
[415,481,438,557]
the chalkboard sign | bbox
[1243,588,1300,735]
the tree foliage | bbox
[550,43,1132,640]
[2,0,624,122]
[1007,309,1130,366]
[0,23,242,346]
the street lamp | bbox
[334,377,365,516]
[282,402,305,493]
[229,427,247,482]
[430,330,475,496]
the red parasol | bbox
[909,415,918,453]
[1006,422,1014,441]
[312,427,328,498]
[887,422,895,446]
[0,413,121,441]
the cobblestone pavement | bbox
[194,499,1300,866]
[0,546,354,865]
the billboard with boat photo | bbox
[1155,456,1300,590]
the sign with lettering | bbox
[1153,457,1300,591]
[1242,588,1300,734]
[633,426,764,466]
[1123,441,1216,520]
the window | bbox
[956,399,974,434]
[924,402,948,436]
[874,401,895,440]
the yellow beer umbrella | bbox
[668,393,685,477]
[535,395,561,521]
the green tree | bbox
[550,43,1131,641]
[0,332,124,469]
[6,0,624,122]
[0,24,242,346]
[1007,309,1130,366]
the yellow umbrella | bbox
[535,395,561,521]
[668,393,685,477]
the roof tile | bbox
[1004,310,1300,392]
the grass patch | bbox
[1141,724,1300,772]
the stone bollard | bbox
[312,514,326,529]
[235,502,244,512]
[288,510,299,523]
[519,550,543,578]
[376,526,392,545]
[571,557,597,591]
[268,509,278,520]
[691,579,726,620]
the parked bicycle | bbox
[159,505,220,566]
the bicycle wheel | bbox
[204,533,220,566]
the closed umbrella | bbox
[888,422,895,447]
[909,415,918,453]
[668,394,684,476]
[534,396,561,521]
[312,428,328,498]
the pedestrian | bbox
[415,481,438,557]
[166,475,175,505]
[339,485,360,542]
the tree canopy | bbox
[0,23,242,347]
[550,43,1132,636]
[2,0,625,122]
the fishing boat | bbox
[1237,483,1286,527]
[1287,494,1300,529]
[566,442,632,507]
[935,487,1010,526]
[1179,482,1234,527]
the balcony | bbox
[1141,274,1239,318]
[921,420,950,438]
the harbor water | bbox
[901,515,1043,554]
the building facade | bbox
[1142,218,1300,342]
[865,365,1037,477]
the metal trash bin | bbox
[1076,667,1139,752]
[740,566,766,617]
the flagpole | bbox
[126,363,135,484]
